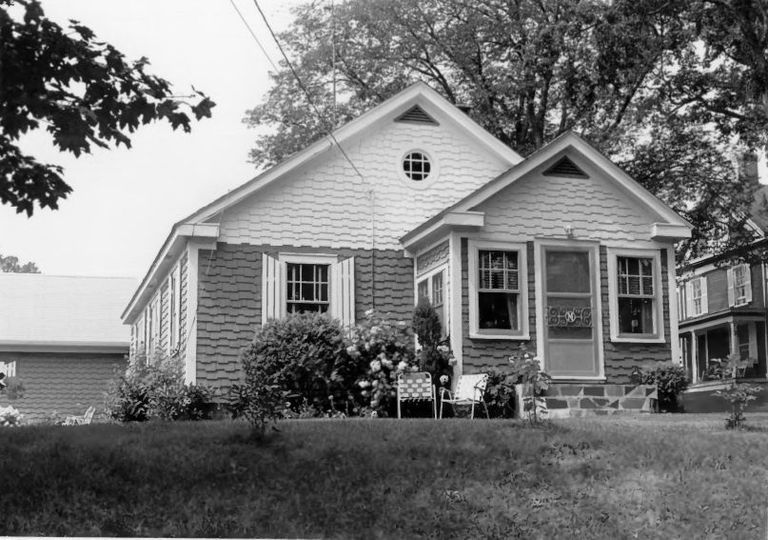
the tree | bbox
[0,0,215,215]
[0,253,39,273]
[245,0,768,262]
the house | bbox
[677,181,768,385]
[0,274,136,421]
[121,82,691,415]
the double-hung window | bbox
[728,264,752,307]
[608,249,664,342]
[686,276,707,317]
[468,241,528,339]
[415,267,448,337]
[286,263,330,314]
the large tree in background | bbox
[0,253,39,273]
[245,0,768,262]
[0,0,215,216]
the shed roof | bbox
[0,274,137,352]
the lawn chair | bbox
[63,406,96,426]
[439,373,490,419]
[397,371,436,419]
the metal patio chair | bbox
[63,405,96,426]
[397,371,437,419]
[439,373,490,419]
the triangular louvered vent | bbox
[394,105,439,125]
[543,156,588,178]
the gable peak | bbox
[394,104,439,126]
[543,155,588,178]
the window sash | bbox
[286,263,330,312]
[478,250,519,292]
[617,256,654,297]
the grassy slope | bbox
[0,415,767,538]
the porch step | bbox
[515,384,657,419]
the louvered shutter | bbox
[743,265,753,304]
[727,268,735,307]
[700,277,708,315]
[331,257,356,327]
[262,254,282,324]
[685,281,694,317]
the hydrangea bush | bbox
[0,405,23,427]
[348,310,418,417]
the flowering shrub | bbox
[0,405,23,427]
[349,310,418,417]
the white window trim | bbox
[468,240,529,340]
[607,248,665,343]
[0,360,16,378]
[414,263,449,336]
[396,146,440,190]
[277,253,338,318]
[687,276,708,317]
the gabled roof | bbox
[1,274,137,352]
[401,131,693,248]
[123,82,523,322]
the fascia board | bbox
[0,341,128,354]
[401,211,484,251]
[651,223,692,241]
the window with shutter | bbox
[731,264,752,306]
[687,277,707,317]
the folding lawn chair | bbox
[397,371,437,419]
[63,406,96,426]
[439,373,490,419]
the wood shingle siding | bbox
[217,119,511,251]
[194,243,414,391]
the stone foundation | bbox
[515,383,657,419]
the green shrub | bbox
[239,313,358,417]
[412,300,453,385]
[105,356,217,422]
[640,362,689,412]
[508,344,551,423]
[349,310,418,417]
[484,369,517,418]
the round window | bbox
[403,151,431,181]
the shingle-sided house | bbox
[0,274,136,420]
[122,83,692,414]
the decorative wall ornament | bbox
[547,306,592,328]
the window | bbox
[415,267,448,337]
[0,360,16,378]
[468,241,528,339]
[403,151,431,181]
[687,276,707,317]
[607,249,664,342]
[728,264,752,307]
[286,263,330,314]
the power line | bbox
[251,0,367,183]
[228,0,280,73]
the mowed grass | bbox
[1,415,768,538]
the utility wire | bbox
[228,0,280,73]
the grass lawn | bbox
[1,414,767,538]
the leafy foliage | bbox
[508,344,551,423]
[483,369,517,419]
[0,254,39,273]
[237,313,359,419]
[0,372,24,400]
[349,310,418,416]
[247,0,768,262]
[412,299,453,384]
[0,0,215,215]
[640,362,689,412]
[104,356,217,422]
[715,382,763,429]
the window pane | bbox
[286,263,330,314]
[417,279,429,302]
[618,297,654,334]
[432,272,444,306]
[478,250,518,291]
[546,251,590,293]
[478,292,518,330]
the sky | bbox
[1,0,306,278]
[3,1,767,279]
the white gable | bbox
[217,103,514,250]
[474,149,662,243]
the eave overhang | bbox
[401,211,485,254]
[650,223,692,242]
[0,340,129,354]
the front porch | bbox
[679,314,767,384]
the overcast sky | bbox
[1,0,305,278]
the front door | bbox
[542,245,601,378]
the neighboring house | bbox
[0,274,136,421]
[122,82,691,415]
[677,182,768,384]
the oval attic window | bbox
[403,151,431,181]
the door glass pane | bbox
[546,251,590,293]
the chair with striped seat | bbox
[397,371,436,419]
[439,373,490,419]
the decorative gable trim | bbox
[543,156,587,178]
[395,104,438,125]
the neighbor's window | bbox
[617,256,655,335]
[731,264,751,306]
[286,263,330,314]
[688,276,706,317]
[478,250,520,331]
[403,151,431,181]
